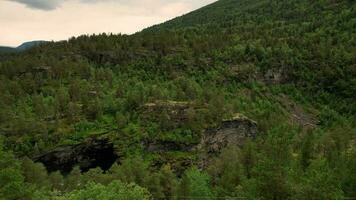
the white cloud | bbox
[0,0,217,46]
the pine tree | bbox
[65,166,82,192]
[294,158,344,199]
[49,171,64,191]
[21,157,50,189]
[178,167,214,200]
[208,145,244,197]
[0,137,27,199]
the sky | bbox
[0,0,217,47]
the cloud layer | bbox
[1,0,216,46]
[8,0,63,10]
[7,0,215,11]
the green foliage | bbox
[65,167,82,192]
[0,0,354,199]
[156,165,179,199]
[239,140,257,179]
[178,167,214,200]
[299,132,315,170]
[250,128,294,200]
[294,158,344,200]
[56,181,151,200]
[115,112,128,129]
[49,171,65,191]
[341,145,356,198]
[21,157,50,189]
[159,129,195,144]
[108,157,149,186]
[0,138,27,199]
[208,146,244,196]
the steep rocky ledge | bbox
[34,101,258,173]
[141,100,192,123]
[33,137,118,174]
[142,101,258,153]
[198,113,258,154]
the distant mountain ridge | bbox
[0,46,17,53]
[0,40,48,53]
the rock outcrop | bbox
[35,101,258,174]
[141,100,192,123]
[145,141,195,153]
[142,101,259,152]
[277,95,319,130]
[263,68,288,84]
[34,137,118,174]
[199,113,258,154]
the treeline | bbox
[2,1,355,113]
[1,121,355,199]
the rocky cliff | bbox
[34,102,258,173]
[199,113,258,154]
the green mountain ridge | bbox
[0,46,17,53]
[0,40,48,53]
[0,0,355,199]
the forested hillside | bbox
[0,0,355,199]
[0,41,47,54]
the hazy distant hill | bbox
[16,40,48,51]
[0,46,17,53]
[0,40,47,53]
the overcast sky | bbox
[0,0,216,47]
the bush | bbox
[56,181,151,200]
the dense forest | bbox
[0,0,355,199]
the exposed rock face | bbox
[35,101,258,174]
[34,137,118,174]
[142,100,192,123]
[142,101,259,153]
[199,113,258,154]
[145,141,195,153]
[277,95,319,130]
[263,68,288,84]
[228,64,257,82]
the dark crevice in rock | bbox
[33,138,118,174]
[33,107,259,174]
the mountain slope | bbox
[16,40,48,51]
[148,0,354,31]
[0,0,355,199]
[0,40,47,53]
[145,0,355,107]
[0,46,17,53]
